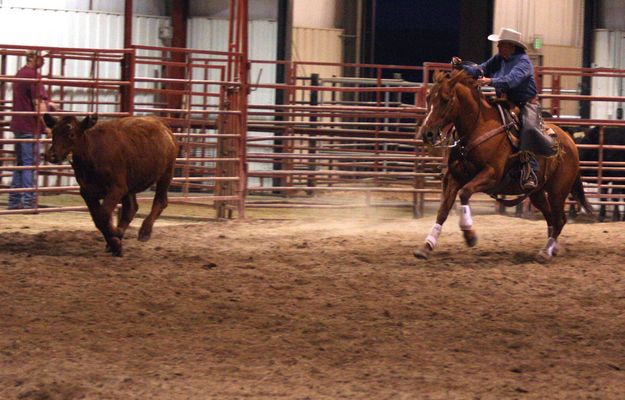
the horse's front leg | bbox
[457,166,498,247]
[414,171,461,259]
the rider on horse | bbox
[452,27,554,190]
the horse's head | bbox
[44,114,97,163]
[418,70,475,145]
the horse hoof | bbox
[466,236,478,247]
[463,230,478,247]
[138,226,152,242]
[137,232,151,242]
[535,250,551,264]
[108,238,123,257]
[413,248,430,259]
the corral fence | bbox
[1,46,625,219]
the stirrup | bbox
[520,173,537,190]
[520,161,537,190]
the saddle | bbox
[491,101,558,156]
[490,102,560,197]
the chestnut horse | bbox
[414,70,592,262]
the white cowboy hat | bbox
[488,27,528,50]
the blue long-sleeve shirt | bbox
[463,51,537,105]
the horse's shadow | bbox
[427,248,544,268]
[0,230,104,257]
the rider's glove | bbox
[451,56,463,70]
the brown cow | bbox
[44,115,179,256]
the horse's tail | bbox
[571,173,593,214]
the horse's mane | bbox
[432,70,481,94]
[449,70,479,88]
[433,70,485,107]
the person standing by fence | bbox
[8,50,57,210]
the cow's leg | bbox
[83,188,125,256]
[414,171,461,259]
[457,167,498,247]
[138,167,173,242]
[117,193,139,238]
[611,187,621,221]
[598,186,607,222]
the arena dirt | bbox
[1,211,625,399]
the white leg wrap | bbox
[544,237,557,257]
[425,223,443,249]
[459,205,473,231]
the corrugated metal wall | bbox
[187,18,277,188]
[0,8,278,115]
[187,18,277,111]
[591,30,625,119]
[0,7,279,189]
[0,7,166,114]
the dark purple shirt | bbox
[10,65,49,134]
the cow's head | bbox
[44,115,97,163]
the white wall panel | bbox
[1,1,166,16]
[188,18,277,187]
[0,7,167,115]
[187,18,277,111]
[494,0,583,47]
[591,29,625,119]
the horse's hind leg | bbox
[138,167,173,242]
[117,193,138,238]
[529,190,560,260]
[535,189,569,263]
[414,171,460,259]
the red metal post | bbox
[237,0,249,218]
[120,0,133,113]
[167,0,189,115]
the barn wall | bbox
[492,0,584,116]
[541,45,583,116]
[187,18,277,110]
[0,7,279,189]
[0,8,278,114]
[187,18,278,187]
[493,0,583,47]
[1,0,166,15]
[293,0,337,29]
[292,27,342,79]
[591,29,625,119]
[0,7,167,115]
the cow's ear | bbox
[80,115,97,131]
[44,113,57,129]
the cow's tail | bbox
[571,173,593,214]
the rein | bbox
[461,84,513,153]
[464,119,516,154]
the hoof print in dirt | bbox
[202,263,217,270]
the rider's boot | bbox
[519,151,538,190]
